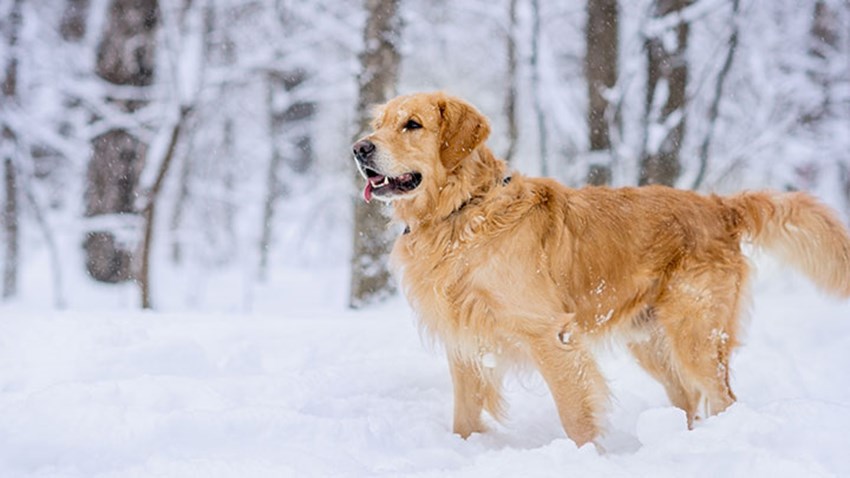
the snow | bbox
[1,259,849,477]
[481,352,498,369]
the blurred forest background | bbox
[0,0,848,311]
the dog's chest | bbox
[394,225,544,337]
[395,229,503,318]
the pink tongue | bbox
[363,182,373,203]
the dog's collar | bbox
[402,175,512,236]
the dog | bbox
[352,91,850,447]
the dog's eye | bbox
[403,119,422,131]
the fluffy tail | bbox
[726,191,850,298]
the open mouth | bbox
[361,167,423,203]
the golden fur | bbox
[353,92,850,447]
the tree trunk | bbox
[530,0,549,176]
[84,130,146,283]
[2,158,17,300]
[95,0,159,87]
[692,0,740,190]
[840,162,850,223]
[806,0,839,123]
[349,0,402,308]
[259,78,284,282]
[169,1,228,265]
[259,68,316,281]
[585,0,619,185]
[61,0,90,42]
[2,0,23,300]
[503,0,519,165]
[810,1,846,219]
[586,164,612,186]
[639,0,692,187]
[85,0,159,283]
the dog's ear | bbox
[437,95,490,170]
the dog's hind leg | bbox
[653,269,744,425]
[528,328,609,447]
[629,328,701,427]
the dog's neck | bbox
[394,146,507,231]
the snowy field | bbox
[1,258,849,478]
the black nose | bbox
[353,140,375,162]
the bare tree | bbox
[138,0,211,308]
[806,0,840,123]
[639,0,693,187]
[84,0,159,283]
[503,0,519,165]
[168,1,230,266]
[259,69,316,281]
[257,1,319,281]
[807,0,848,218]
[530,0,548,176]
[2,158,17,300]
[840,163,850,223]
[585,0,618,185]
[349,0,402,308]
[692,0,740,190]
[139,105,192,309]
[2,0,23,299]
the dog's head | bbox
[352,92,491,203]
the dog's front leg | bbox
[447,353,489,438]
[529,330,608,447]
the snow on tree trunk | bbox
[530,0,549,177]
[2,158,17,300]
[639,0,692,187]
[2,0,22,299]
[585,0,618,185]
[61,0,90,42]
[349,0,402,309]
[503,0,519,165]
[84,0,159,283]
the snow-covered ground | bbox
[1,258,849,478]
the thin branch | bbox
[23,183,66,308]
[643,0,727,38]
[139,105,192,309]
[692,0,740,190]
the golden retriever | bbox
[352,91,850,447]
